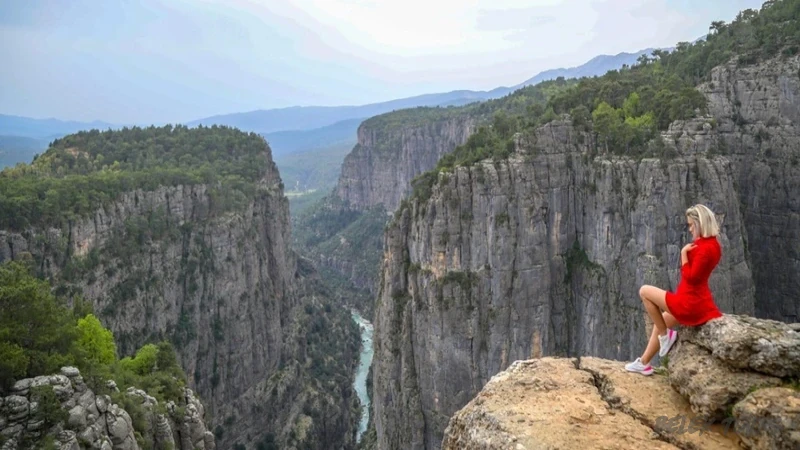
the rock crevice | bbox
[442,315,800,450]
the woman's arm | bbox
[681,248,714,284]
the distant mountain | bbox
[0,114,118,140]
[1,44,674,168]
[0,135,50,169]
[514,49,657,88]
[187,90,493,134]
[189,46,666,136]
[263,118,363,157]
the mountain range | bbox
[0,46,661,169]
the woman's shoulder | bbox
[700,236,722,254]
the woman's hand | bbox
[681,243,696,266]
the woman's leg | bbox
[639,285,671,336]
[641,311,679,365]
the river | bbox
[351,310,374,443]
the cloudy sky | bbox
[1,0,765,124]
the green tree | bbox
[623,113,656,149]
[0,341,29,388]
[492,111,515,139]
[622,92,641,118]
[75,314,117,366]
[592,102,622,151]
[120,343,159,376]
[0,262,76,388]
[155,341,181,375]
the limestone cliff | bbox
[336,115,475,213]
[698,55,800,323]
[373,118,755,449]
[371,54,800,449]
[441,315,800,450]
[0,367,214,450]
[0,141,360,449]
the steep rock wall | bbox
[372,119,757,449]
[372,55,800,449]
[0,154,358,448]
[336,117,475,212]
[699,55,800,322]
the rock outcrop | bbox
[372,54,800,449]
[733,387,800,450]
[442,316,800,450]
[0,367,214,450]
[442,358,737,450]
[336,115,475,212]
[0,141,359,448]
[668,314,800,423]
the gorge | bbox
[2,1,800,449]
[0,127,361,449]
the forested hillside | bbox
[412,0,800,200]
[0,125,270,231]
[0,125,362,449]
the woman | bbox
[625,204,724,375]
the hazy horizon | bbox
[1,0,765,124]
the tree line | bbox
[0,125,271,231]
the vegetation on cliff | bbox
[292,195,386,317]
[408,0,800,203]
[221,274,364,450]
[0,125,272,230]
[0,260,191,447]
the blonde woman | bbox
[626,204,723,375]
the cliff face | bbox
[699,55,800,323]
[371,55,800,449]
[336,117,475,213]
[307,115,475,318]
[0,151,359,448]
[373,119,755,449]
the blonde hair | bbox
[686,204,720,237]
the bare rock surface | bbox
[442,358,679,450]
[733,387,800,450]
[668,341,783,421]
[580,357,740,450]
[679,314,800,378]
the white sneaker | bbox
[658,328,678,357]
[625,357,654,376]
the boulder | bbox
[733,387,800,450]
[105,404,135,446]
[681,315,800,378]
[57,430,81,450]
[668,341,783,421]
[68,405,88,429]
[2,396,29,423]
[60,367,81,378]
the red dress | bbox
[665,236,723,326]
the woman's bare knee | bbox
[638,284,669,310]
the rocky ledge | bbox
[0,367,214,450]
[442,315,800,450]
